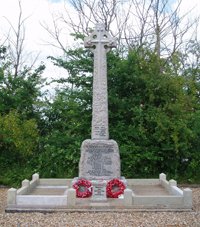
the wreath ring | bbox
[73,178,92,198]
[106,178,126,198]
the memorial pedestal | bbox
[79,139,121,180]
[91,180,107,201]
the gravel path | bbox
[0,187,200,227]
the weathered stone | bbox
[124,189,133,206]
[79,139,120,180]
[22,179,30,188]
[169,179,177,187]
[7,188,17,205]
[91,180,107,201]
[67,188,76,207]
[84,23,116,140]
[79,24,120,180]
[159,173,166,181]
[32,173,39,181]
[183,188,192,208]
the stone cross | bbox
[84,23,116,140]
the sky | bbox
[0,0,71,97]
[0,0,70,56]
[0,0,200,96]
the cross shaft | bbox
[84,23,116,140]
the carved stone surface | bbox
[79,24,121,180]
[91,180,107,201]
[79,139,120,180]
[84,23,116,140]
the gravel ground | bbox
[0,187,200,227]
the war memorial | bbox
[6,24,192,212]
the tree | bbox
[44,0,199,59]
[105,48,194,178]
[37,41,93,177]
[0,1,46,186]
[47,38,199,180]
[0,46,45,119]
[0,0,46,119]
[36,87,92,178]
[0,110,39,158]
[3,0,40,77]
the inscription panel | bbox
[79,139,121,179]
[93,126,107,138]
[91,180,107,201]
[86,144,114,176]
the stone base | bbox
[79,139,121,180]
[72,177,127,202]
[91,179,107,201]
[6,173,193,212]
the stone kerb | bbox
[7,188,17,205]
[67,188,76,207]
[133,195,183,208]
[159,173,166,181]
[30,173,39,191]
[17,173,39,195]
[170,185,183,196]
[160,174,181,195]
[159,173,171,193]
[183,188,192,208]
[168,179,185,197]
[17,179,30,195]
[159,173,192,208]
[124,189,133,206]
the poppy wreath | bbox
[73,178,93,198]
[106,178,126,198]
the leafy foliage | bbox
[47,42,200,182]
[1,38,200,186]
[0,46,45,119]
[36,89,91,178]
[0,110,39,157]
[0,46,44,186]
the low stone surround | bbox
[6,173,192,212]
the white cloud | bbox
[0,0,70,52]
[0,0,74,97]
[172,0,200,39]
[177,0,200,17]
[0,0,199,97]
